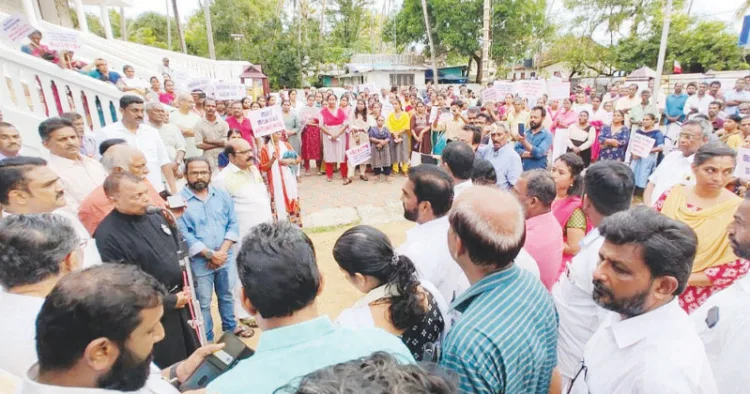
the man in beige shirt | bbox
[508,98,530,137]
[195,99,229,171]
[437,101,466,141]
[145,102,186,177]
[41,117,107,216]
[170,92,202,158]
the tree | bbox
[421,0,438,84]
[545,34,617,78]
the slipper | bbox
[343,178,352,185]
[360,175,369,181]
[239,317,258,328]
[234,326,255,338]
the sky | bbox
[89,0,747,33]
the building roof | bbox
[239,65,266,79]
[345,63,428,73]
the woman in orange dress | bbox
[259,131,302,227]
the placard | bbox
[493,81,514,96]
[548,82,570,100]
[46,31,80,51]
[381,100,394,117]
[345,144,372,166]
[298,107,320,124]
[552,128,569,162]
[187,77,212,93]
[1,13,35,44]
[628,132,656,158]
[212,82,245,100]
[735,147,750,178]
[249,106,286,137]
[429,106,439,123]
[481,87,499,103]
[516,80,547,104]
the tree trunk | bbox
[473,54,482,84]
[200,0,216,59]
[171,0,187,53]
[420,0,438,85]
[467,57,472,81]
[320,0,326,37]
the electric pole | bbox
[200,0,216,59]
[171,0,187,53]
[421,0,438,84]
[654,0,672,109]
[480,0,491,84]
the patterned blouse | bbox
[400,291,445,361]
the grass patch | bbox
[304,219,361,234]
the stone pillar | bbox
[100,5,113,40]
[73,0,89,32]
[20,0,38,26]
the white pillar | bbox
[74,0,89,33]
[20,0,38,26]
[100,5,114,40]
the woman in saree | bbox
[281,99,301,182]
[241,97,253,117]
[630,113,665,196]
[410,100,432,154]
[387,99,411,175]
[654,143,747,313]
[551,98,578,134]
[299,94,323,176]
[347,99,372,183]
[259,131,302,227]
[565,111,596,167]
[597,110,630,162]
[551,153,590,271]
[320,94,350,183]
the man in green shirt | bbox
[629,89,659,128]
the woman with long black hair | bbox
[333,225,448,361]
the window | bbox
[390,74,414,87]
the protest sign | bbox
[187,77,212,92]
[735,147,750,178]
[481,87,499,103]
[1,13,35,44]
[516,80,547,105]
[429,106,439,123]
[249,106,286,138]
[628,132,656,158]
[381,100,394,117]
[552,128,569,162]
[493,81,514,97]
[298,107,319,124]
[212,82,245,100]
[548,82,571,100]
[46,31,80,51]
[346,144,372,166]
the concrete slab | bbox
[302,206,359,230]
[357,201,406,225]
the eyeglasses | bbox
[566,361,589,394]
[679,133,701,140]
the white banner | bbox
[629,132,656,158]
[187,77,212,92]
[552,128,569,162]
[548,82,570,101]
[346,144,372,166]
[481,87,499,103]
[1,13,35,44]
[212,82,245,101]
[46,31,80,51]
[493,81,514,97]
[735,147,750,178]
[516,80,547,105]
[249,106,286,138]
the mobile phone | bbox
[179,331,254,391]
[705,306,720,329]
[167,195,185,209]
[518,123,526,137]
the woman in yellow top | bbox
[387,99,411,174]
[654,143,746,313]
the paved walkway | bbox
[298,171,409,229]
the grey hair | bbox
[101,145,141,173]
[521,169,556,207]
[144,101,163,112]
[0,213,79,288]
[684,118,712,139]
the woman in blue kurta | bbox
[630,113,664,194]
[597,110,630,162]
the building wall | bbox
[364,71,426,88]
[0,0,73,28]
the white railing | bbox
[0,43,123,156]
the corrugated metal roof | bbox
[346,63,428,73]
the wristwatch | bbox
[205,250,214,259]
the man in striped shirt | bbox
[442,186,558,393]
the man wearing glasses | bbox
[643,119,711,206]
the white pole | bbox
[654,0,672,109]
[480,0,491,84]
[100,5,114,40]
[166,0,172,50]
[201,0,216,59]
[73,0,89,32]
[20,0,38,26]
[120,6,127,40]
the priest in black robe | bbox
[94,172,200,368]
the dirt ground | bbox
[208,220,416,348]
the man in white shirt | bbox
[643,119,710,206]
[692,196,750,394]
[159,57,173,80]
[17,264,222,394]
[0,121,22,160]
[570,207,717,393]
[397,165,469,303]
[96,96,177,194]
[41,117,107,216]
[552,160,635,388]
[0,157,101,269]
[684,82,714,120]
[724,78,750,115]
[0,214,81,377]
[170,93,203,159]
[440,141,474,198]
[145,102,185,178]
[601,83,619,104]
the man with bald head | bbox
[78,144,166,235]
[441,186,558,394]
[170,92,202,158]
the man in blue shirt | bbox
[441,186,558,394]
[208,221,414,394]
[477,123,522,189]
[178,157,241,342]
[85,58,122,85]
[664,82,688,125]
[515,106,553,171]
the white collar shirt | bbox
[46,154,108,216]
[17,364,178,394]
[647,151,695,206]
[571,300,717,394]
[692,274,750,394]
[397,216,469,304]
[0,293,44,377]
[453,179,473,198]
[552,228,609,380]
[684,94,714,119]
[214,163,273,239]
[95,122,171,192]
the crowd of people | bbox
[2,70,750,394]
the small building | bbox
[319,53,428,88]
[425,66,469,84]
[239,64,269,99]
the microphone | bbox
[145,205,163,214]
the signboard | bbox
[516,80,547,105]
[551,128,568,162]
[481,87,499,103]
[735,147,750,177]
[628,132,656,158]
[493,81,514,97]
[187,77,212,93]
[249,106,286,138]
[46,31,80,51]
[212,82,245,100]
[298,107,320,124]
[345,144,372,166]
[1,13,35,44]
[548,82,571,101]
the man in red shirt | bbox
[225,101,255,152]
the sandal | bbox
[360,175,369,181]
[234,325,255,338]
[343,178,353,185]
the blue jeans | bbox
[194,265,237,341]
